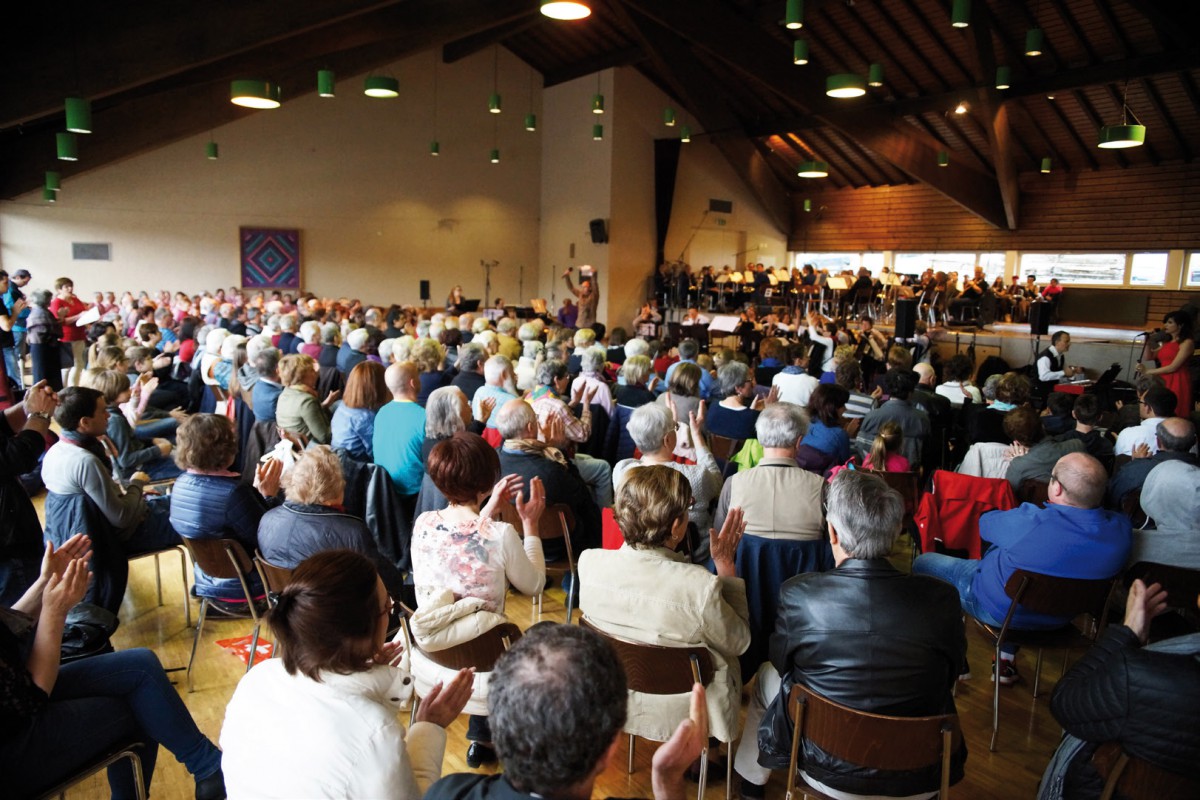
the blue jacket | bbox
[251,379,283,423]
[331,405,376,460]
[169,473,271,600]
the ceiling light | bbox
[592,93,605,114]
[230,80,282,108]
[804,199,813,212]
[64,97,92,134]
[797,160,829,178]
[45,171,61,191]
[680,125,692,143]
[540,1,591,20]
[826,73,866,98]
[43,188,57,204]
[490,148,500,163]
[1025,27,1044,57]
[785,0,803,29]
[995,66,1011,90]
[868,63,884,88]
[56,132,78,161]
[938,150,950,167]
[1040,157,1052,173]
[793,40,809,65]
[525,113,537,132]
[430,141,440,156]
[593,124,604,141]
[951,0,971,28]
[954,101,969,114]
[489,92,502,113]
[205,141,219,160]
[318,70,335,98]
[1098,124,1146,149]
[664,107,676,126]
[364,76,399,98]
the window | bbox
[1188,252,1200,287]
[1129,252,1168,286]
[1019,253,1125,285]
[863,252,884,271]
[792,252,858,272]
[892,252,978,276]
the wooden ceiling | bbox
[4,0,1197,232]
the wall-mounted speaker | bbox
[419,280,431,301]
[589,218,608,244]
[708,198,733,214]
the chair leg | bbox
[565,573,575,625]
[628,734,636,774]
[990,640,1002,751]
[726,743,733,800]
[187,598,209,693]
[177,546,192,628]
[696,747,708,800]
[1033,648,1044,698]
[246,623,261,674]
[153,553,163,606]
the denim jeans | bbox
[133,415,179,442]
[142,456,184,482]
[124,494,183,555]
[912,553,1016,657]
[3,342,21,389]
[0,648,221,799]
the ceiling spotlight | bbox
[868,63,884,88]
[1025,27,1045,57]
[540,1,591,20]
[995,66,1011,90]
[951,0,971,28]
[793,40,809,65]
[954,101,969,114]
[1098,124,1146,149]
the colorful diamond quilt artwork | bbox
[240,227,301,289]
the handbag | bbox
[60,603,120,663]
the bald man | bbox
[913,452,1131,685]
[1107,417,1198,509]
[373,361,426,498]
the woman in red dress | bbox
[1138,311,1195,417]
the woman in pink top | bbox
[862,421,910,472]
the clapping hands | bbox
[709,507,745,578]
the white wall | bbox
[0,47,543,306]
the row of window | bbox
[789,251,1200,289]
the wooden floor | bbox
[56,530,1071,799]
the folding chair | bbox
[36,742,148,800]
[178,537,264,691]
[1091,741,1200,800]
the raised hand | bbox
[539,412,565,447]
[477,395,497,425]
[254,457,284,498]
[665,391,679,424]
[41,535,92,584]
[516,476,546,531]
[1131,443,1151,460]
[1124,579,1170,645]
[23,380,58,416]
[481,474,525,521]
[709,507,745,578]
[43,557,90,619]
[651,683,708,800]
[415,667,476,728]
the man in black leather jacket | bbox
[732,470,967,799]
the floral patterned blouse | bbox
[410,511,545,613]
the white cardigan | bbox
[220,659,445,799]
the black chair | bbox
[35,742,148,800]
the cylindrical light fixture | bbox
[797,160,829,178]
[826,73,867,98]
[230,80,282,108]
[1025,27,1044,57]
[430,141,440,156]
[56,132,78,161]
[490,148,500,163]
[951,0,971,28]
[793,40,809,65]
[205,141,219,160]
[1040,157,1052,173]
[540,1,591,20]
[680,125,692,143]
[43,188,57,204]
[804,199,813,213]
[995,66,1012,90]
[45,171,61,191]
[489,92,502,113]
[363,76,399,98]
[664,107,676,126]
[1097,124,1146,149]
[524,113,537,131]
[868,63,884,88]
[65,97,92,134]
[938,150,950,167]
[785,0,803,30]
[593,124,604,141]
[592,93,605,114]
[318,69,335,98]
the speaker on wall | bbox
[708,198,734,214]
[1029,302,1051,335]
[419,280,431,301]
[589,218,608,244]
[893,299,918,340]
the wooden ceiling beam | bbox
[1091,0,1133,58]
[893,0,974,85]
[967,1,1020,229]
[871,1,953,93]
[804,129,877,188]
[1044,96,1100,170]
[1046,0,1100,63]
[839,3,924,96]
[441,14,542,64]
[1114,0,1196,50]
[542,47,645,88]
[753,138,806,193]
[623,0,1008,228]
[611,2,792,235]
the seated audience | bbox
[664,338,715,399]
[1107,417,1197,508]
[0,535,226,799]
[735,471,966,799]
[450,342,487,402]
[529,359,611,508]
[1131,460,1200,568]
[612,402,722,560]
[413,337,454,407]
[1040,391,1075,437]
[1114,386,1179,457]
[1039,579,1200,800]
[570,346,614,416]
[373,361,427,501]
[771,342,818,406]
[835,358,877,420]
[422,385,490,461]
[861,420,909,472]
[331,360,389,461]
[1005,406,1086,490]
[83,368,181,482]
[656,361,703,423]
[800,383,855,467]
[411,432,546,768]
[856,369,929,466]
[221,550,473,798]
[914,453,1130,685]
[169,414,281,607]
[936,353,982,406]
[705,361,767,441]
[579,466,750,759]
[966,372,1030,445]
[425,623,706,800]
[336,326,369,376]
[275,353,336,445]
[613,355,656,407]
[471,354,518,434]
[1057,394,1114,464]
[250,346,283,423]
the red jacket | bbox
[914,470,1015,559]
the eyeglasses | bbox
[1049,472,1059,485]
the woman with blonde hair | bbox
[331,360,389,460]
[862,420,909,472]
[275,353,337,445]
[412,337,452,407]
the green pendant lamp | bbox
[45,171,62,192]
[995,66,1012,90]
[65,97,92,134]
[430,141,440,156]
[230,80,281,108]
[524,113,537,132]
[951,0,971,28]
[592,93,605,114]
[205,141,219,160]
[540,1,591,20]
[43,188,57,204]
[363,76,399,98]
[56,132,78,161]
[797,160,829,178]
[318,70,336,98]
[938,150,950,167]
[664,108,676,127]
[593,124,604,141]
[793,40,809,65]
[784,0,803,29]
[868,63,884,88]
[1098,124,1146,149]
[804,199,813,212]
[1025,27,1044,56]
[680,125,692,143]
[490,148,500,164]
[1040,157,1052,173]
[489,93,502,114]
[826,73,867,98]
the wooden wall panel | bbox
[790,163,1200,252]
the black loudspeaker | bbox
[1029,302,1051,335]
[589,218,608,244]
[708,198,733,214]
[419,280,430,301]
[894,298,918,339]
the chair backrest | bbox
[180,537,255,581]
[1017,478,1050,507]
[1120,490,1149,529]
[1125,562,1200,614]
[413,621,522,672]
[786,683,961,799]
[580,617,714,695]
[536,503,577,568]
[869,470,920,518]
[709,434,742,461]
[254,550,294,596]
[1002,569,1115,620]
[1092,741,1200,800]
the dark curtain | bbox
[654,139,683,265]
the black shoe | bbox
[466,742,497,768]
[686,756,727,783]
[738,777,766,800]
[195,768,226,800]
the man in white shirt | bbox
[1036,331,1079,384]
[1114,386,1176,456]
[772,343,819,406]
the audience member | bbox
[250,346,283,423]
[1057,394,1114,464]
[861,420,909,472]
[373,361,427,500]
[771,342,818,406]
[1132,460,1200,568]
[331,360,389,460]
[613,355,656,407]
[705,361,769,441]
[0,379,57,605]
[936,354,982,406]
[1005,406,1086,490]
[529,359,612,508]
[450,343,487,402]
[275,353,336,445]
[856,368,929,466]
[1114,385,1178,457]
[665,338,715,399]
[472,355,518,434]
[1107,417,1197,508]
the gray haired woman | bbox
[421,386,490,461]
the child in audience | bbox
[862,421,910,472]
